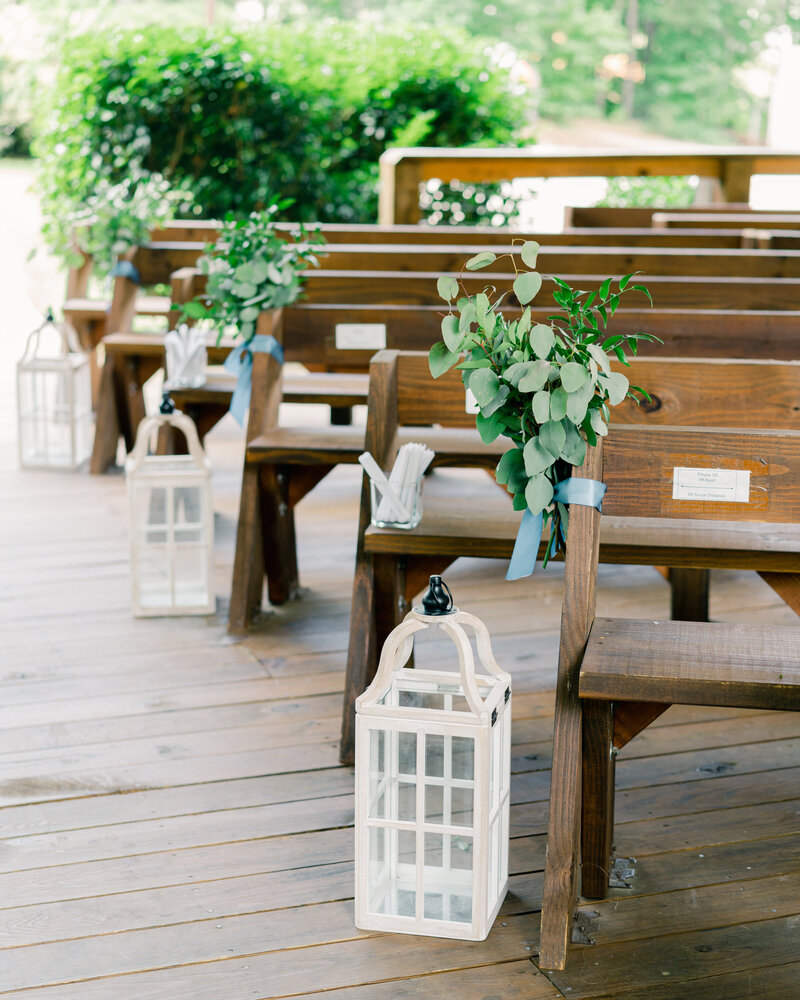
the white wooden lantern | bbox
[355,576,512,941]
[16,311,92,469]
[125,397,215,617]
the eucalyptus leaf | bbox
[539,419,566,459]
[429,341,460,378]
[496,447,524,485]
[590,408,609,437]
[503,360,536,388]
[481,383,510,417]
[465,251,497,271]
[604,370,630,405]
[232,281,258,298]
[476,410,505,444]
[239,306,260,322]
[560,361,589,393]
[520,240,540,269]
[566,380,595,424]
[437,275,460,301]
[517,307,532,336]
[549,387,568,421]
[475,292,491,328]
[531,323,554,359]
[469,367,501,407]
[560,422,587,465]
[532,388,551,425]
[525,472,554,517]
[441,314,463,353]
[458,302,477,333]
[518,359,551,393]
[587,342,611,374]
[512,493,528,512]
[513,270,542,306]
[523,436,553,476]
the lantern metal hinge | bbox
[609,856,637,888]
[504,686,510,703]
[571,909,599,945]
[491,708,497,726]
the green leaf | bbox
[441,314,463,353]
[181,300,208,319]
[512,493,528,511]
[560,361,589,393]
[560,422,587,465]
[232,281,258,299]
[496,447,524,485]
[525,472,554,517]
[587,343,611,374]
[598,277,612,300]
[475,292,492,328]
[523,436,553,476]
[240,306,260,322]
[465,251,497,271]
[518,359,552,393]
[549,387,568,421]
[437,276,460,301]
[566,380,595,424]
[531,323,554,359]
[458,302,477,333]
[477,410,505,444]
[590,408,608,438]
[469,367,501,407]
[619,272,633,291]
[520,240,540,269]
[532,389,551,425]
[539,419,566,459]
[429,341,460,379]
[604,370,629,406]
[513,270,542,306]
[632,283,653,305]
[481,383,510,417]
[517,307,532,336]
[456,357,492,370]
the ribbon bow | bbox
[506,477,606,581]
[111,259,141,284]
[223,333,284,425]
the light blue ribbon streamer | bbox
[111,260,141,284]
[223,334,284,426]
[505,476,607,581]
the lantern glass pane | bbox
[397,781,416,822]
[368,730,386,819]
[451,785,474,828]
[425,734,444,778]
[397,731,416,776]
[423,832,473,924]
[399,689,445,710]
[451,736,475,781]
[425,783,444,824]
[173,544,211,607]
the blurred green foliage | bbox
[598,175,697,208]
[34,21,527,263]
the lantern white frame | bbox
[16,315,92,470]
[125,409,216,617]
[355,604,512,941]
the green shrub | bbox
[35,21,527,263]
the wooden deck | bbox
[2,387,799,997]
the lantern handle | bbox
[356,618,426,709]
[436,618,489,718]
[21,312,83,361]
[126,409,209,474]
[451,611,511,685]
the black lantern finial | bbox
[159,390,175,415]
[421,575,454,616]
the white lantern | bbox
[125,397,215,617]
[355,576,512,941]
[16,311,92,469]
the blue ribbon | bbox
[505,476,606,581]
[223,334,284,425]
[111,260,141,284]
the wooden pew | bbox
[653,211,800,231]
[566,204,800,228]
[338,351,800,761]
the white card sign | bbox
[672,467,750,503]
[335,323,387,350]
[465,388,480,414]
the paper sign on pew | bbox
[335,323,387,351]
[672,467,750,503]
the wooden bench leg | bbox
[341,555,379,765]
[581,699,615,899]
[90,354,122,475]
[228,465,265,633]
[668,567,710,621]
[260,466,300,606]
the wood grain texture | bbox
[580,617,800,709]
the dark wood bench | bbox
[338,351,800,762]
[538,422,800,969]
[565,204,800,227]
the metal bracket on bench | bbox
[571,909,600,945]
[609,856,637,889]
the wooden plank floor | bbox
[1,402,799,998]
[2,169,799,997]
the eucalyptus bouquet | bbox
[181,203,325,342]
[429,242,659,563]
